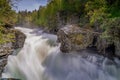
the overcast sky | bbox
[14,0,47,12]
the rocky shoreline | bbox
[0,29,26,78]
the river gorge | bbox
[1,27,120,80]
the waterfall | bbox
[2,27,120,80]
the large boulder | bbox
[0,29,26,77]
[57,25,94,53]
[12,29,26,49]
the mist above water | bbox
[2,27,120,80]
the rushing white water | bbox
[2,27,120,80]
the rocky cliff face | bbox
[0,29,26,77]
[57,25,119,59]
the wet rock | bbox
[114,41,120,58]
[0,43,13,77]
[95,36,109,54]
[0,55,8,76]
[12,29,26,49]
[0,43,13,57]
[57,25,94,53]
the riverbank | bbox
[0,27,26,77]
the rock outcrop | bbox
[0,29,26,77]
[57,25,118,59]
[57,25,94,52]
[12,30,26,49]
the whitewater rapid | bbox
[2,27,120,80]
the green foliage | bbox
[85,0,109,24]
[85,0,120,24]
[0,0,16,44]
[84,0,120,44]
[29,0,88,30]
[101,17,120,42]
[108,0,120,18]
[0,26,14,44]
[0,0,17,25]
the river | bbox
[2,27,120,80]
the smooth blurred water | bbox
[2,27,120,80]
